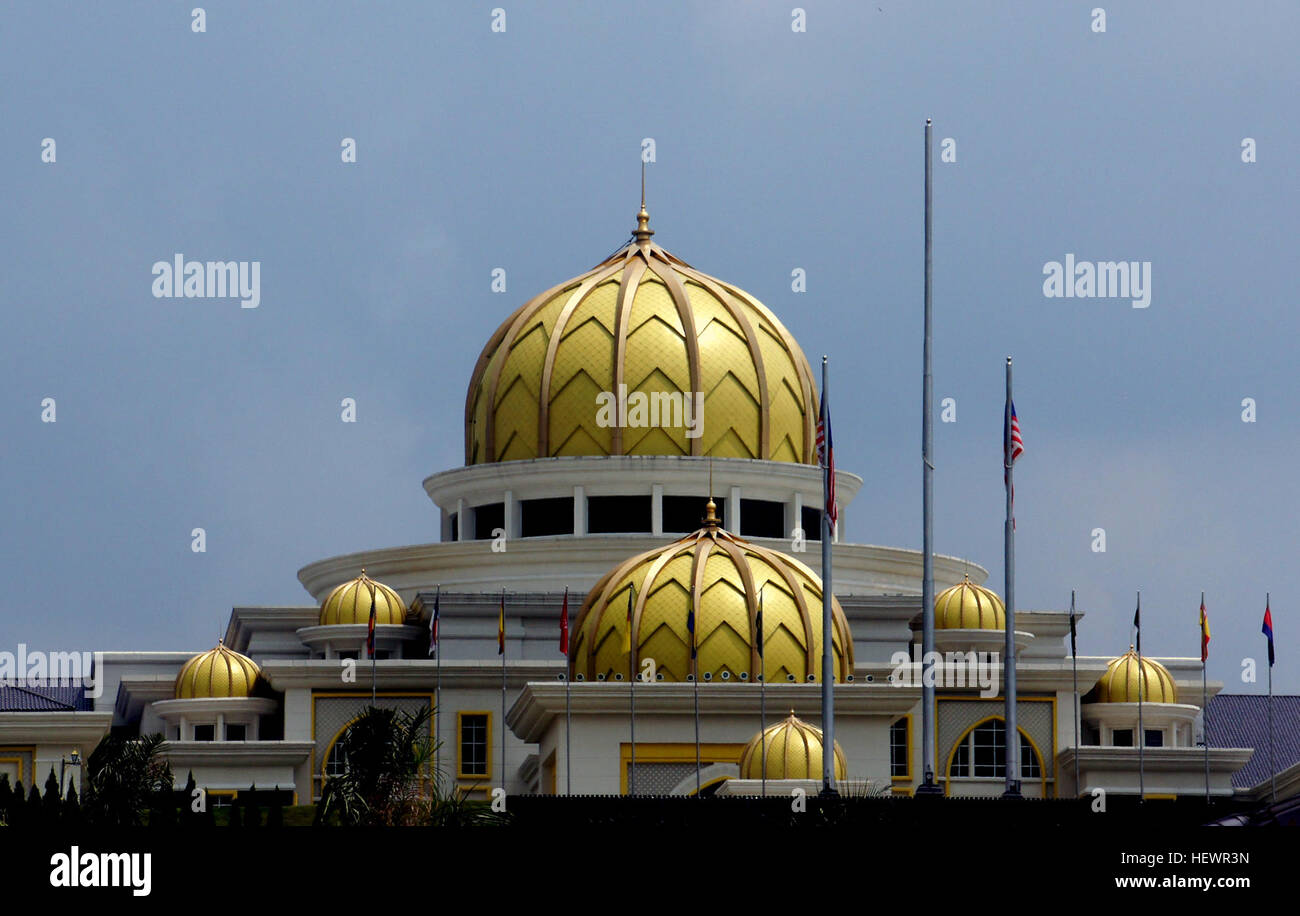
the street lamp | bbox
[60,748,82,796]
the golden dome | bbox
[465,204,818,465]
[934,577,1006,630]
[569,502,854,682]
[319,569,408,626]
[174,641,261,699]
[1091,648,1178,703]
[737,712,847,780]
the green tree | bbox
[62,782,81,825]
[243,785,260,828]
[42,768,61,824]
[8,780,25,827]
[0,774,12,824]
[180,771,199,826]
[82,733,173,827]
[315,704,435,826]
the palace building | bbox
[0,200,1290,808]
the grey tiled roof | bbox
[0,684,92,712]
[1206,693,1300,788]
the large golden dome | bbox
[737,712,847,780]
[174,641,262,699]
[319,569,408,626]
[934,577,1006,630]
[1090,648,1178,703]
[465,204,818,465]
[569,501,853,682]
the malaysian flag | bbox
[816,387,837,534]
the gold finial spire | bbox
[634,160,653,249]
[702,456,720,531]
[703,497,719,530]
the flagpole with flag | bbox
[1200,592,1210,803]
[499,588,506,795]
[625,582,637,795]
[1070,589,1079,798]
[430,584,441,790]
[1135,591,1144,800]
[1263,593,1275,804]
[366,575,378,707]
[689,580,700,795]
[758,582,767,798]
[560,586,571,796]
[817,355,837,797]
[916,117,941,798]
[1003,358,1023,797]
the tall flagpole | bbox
[629,584,637,796]
[917,117,941,797]
[368,580,378,707]
[434,585,441,792]
[1267,592,1275,804]
[693,643,701,795]
[820,355,837,797]
[1070,589,1080,798]
[1202,591,1209,804]
[1136,590,1144,800]
[501,588,507,796]
[759,583,767,798]
[1003,357,1020,798]
[564,587,571,797]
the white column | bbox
[217,712,225,742]
[729,486,742,532]
[791,492,803,540]
[504,489,518,540]
[283,689,312,742]
[573,486,586,536]
[179,715,188,741]
[651,484,664,535]
[456,498,467,542]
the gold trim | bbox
[456,710,493,781]
[618,742,744,795]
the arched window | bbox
[324,739,350,779]
[949,718,1041,779]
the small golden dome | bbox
[569,509,853,683]
[465,203,818,465]
[174,641,261,699]
[934,577,1006,630]
[1092,648,1178,703]
[737,712,847,780]
[319,569,408,626]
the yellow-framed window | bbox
[456,711,491,780]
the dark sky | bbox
[3,1,1296,691]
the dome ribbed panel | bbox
[466,238,818,465]
[569,524,853,683]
